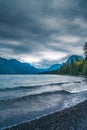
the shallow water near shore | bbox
[0,75,87,130]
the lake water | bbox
[0,75,87,129]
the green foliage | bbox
[82,61,87,75]
[57,60,87,76]
[83,42,87,61]
[50,43,87,76]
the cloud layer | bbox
[0,0,87,67]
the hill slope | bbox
[0,57,39,74]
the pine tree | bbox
[83,42,87,61]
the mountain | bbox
[0,55,84,74]
[0,57,62,74]
[47,64,61,71]
[57,55,86,76]
[0,58,15,74]
[40,55,83,74]
[0,57,39,74]
[39,64,61,73]
[66,55,83,64]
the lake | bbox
[0,75,87,129]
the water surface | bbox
[0,75,87,129]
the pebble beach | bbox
[5,99,87,130]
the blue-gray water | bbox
[0,75,87,130]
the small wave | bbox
[0,82,70,92]
[0,90,73,104]
[0,86,36,91]
[49,82,69,86]
[0,81,82,93]
[73,81,81,83]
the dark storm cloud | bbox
[0,0,87,66]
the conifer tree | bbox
[83,42,87,61]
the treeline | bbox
[56,42,87,76]
[45,42,87,76]
[57,60,87,76]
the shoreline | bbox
[5,100,87,130]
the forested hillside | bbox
[52,43,87,76]
[57,60,87,76]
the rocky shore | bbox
[5,100,87,130]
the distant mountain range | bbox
[0,55,83,74]
[39,64,62,73]
[40,55,83,74]
[0,57,38,74]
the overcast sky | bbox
[0,0,87,68]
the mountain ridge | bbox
[0,57,39,74]
[0,55,83,74]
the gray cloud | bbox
[0,0,86,67]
